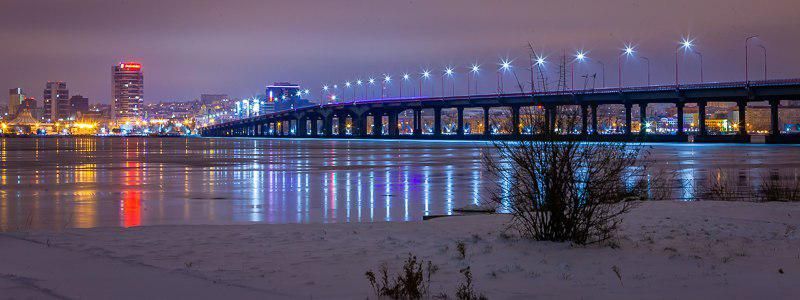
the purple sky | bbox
[1,0,799,104]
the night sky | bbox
[1,0,799,104]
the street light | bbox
[382,75,391,98]
[745,35,758,84]
[675,37,694,87]
[368,77,375,99]
[619,44,635,88]
[498,59,512,94]
[401,73,410,98]
[693,50,704,83]
[640,57,651,86]
[443,67,454,97]
[469,63,480,96]
[757,44,767,80]
[533,56,546,92]
[345,81,352,100]
[572,51,587,91]
[420,70,431,97]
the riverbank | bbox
[2,201,799,299]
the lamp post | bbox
[355,80,363,100]
[758,44,767,80]
[640,57,651,86]
[498,59,511,94]
[619,44,635,88]
[368,78,375,99]
[382,75,391,99]
[401,73,410,98]
[345,81,352,101]
[694,51,704,83]
[442,67,454,97]
[420,70,430,97]
[469,64,480,96]
[572,51,587,91]
[675,37,694,87]
[595,60,605,88]
[745,35,758,84]
[534,56,546,92]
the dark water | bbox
[0,137,798,231]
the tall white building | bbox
[8,88,24,117]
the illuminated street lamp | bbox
[498,59,512,94]
[572,51,587,91]
[675,37,694,87]
[381,75,391,98]
[469,63,480,96]
[442,67,454,97]
[401,73,410,98]
[345,81,352,100]
[619,44,635,88]
[368,77,375,99]
[420,70,431,97]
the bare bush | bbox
[455,267,487,300]
[366,253,437,299]
[483,107,669,245]
[758,173,800,202]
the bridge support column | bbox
[433,108,442,136]
[511,105,520,136]
[357,113,369,137]
[676,102,685,136]
[639,103,648,135]
[338,114,348,136]
[373,112,383,136]
[591,104,598,135]
[738,101,748,136]
[388,111,399,136]
[624,103,633,135]
[297,118,307,137]
[413,108,422,136]
[770,100,780,136]
[456,107,464,136]
[310,118,319,136]
[698,102,707,136]
[323,115,333,137]
[580,105,589,135]
[483,107,491,136]
[543,106,552,133]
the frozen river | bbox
[0,137,798,231]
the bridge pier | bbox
[639,103,648,135]
[373,112,383,136]
[698,101,707,136]
[591,104,598,135]
[737,100,748,136]
[676,102,685,136]
[413,108,422,136]
[580,105,589,135]
[483,107,490,136]
[456,107,464,136]
[388,111,399,137]
[770,100,780,136]
[323,115,333,136]
[433,108,442,136]
[310,118,319,136]
[356,113,368,137]
[297,118,307,137]
[337,114,347,136]
[511,105,520,136]
[624,103,633,135]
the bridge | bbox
[201,79,800,143]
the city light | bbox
[535,56,546,66]
[680,37,694,50]
[323,85,329,91]
[368,78,375,84]
[422,70,431,78]
[623,44,635,56]
[445,67,454,76]
[345,81,351,87]
[403,73,410,80]
[470,64,480,73]
[384,75,391,82]
[356,80,362,85]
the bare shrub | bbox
[366,253,436,299]
[758,173,800,202]
[698,170,756,201]
[455,267,487,300]
[483,107,668,245]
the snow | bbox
[2,201,799,299]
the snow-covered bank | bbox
[2,201,800,299]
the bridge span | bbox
[201,79,800,143]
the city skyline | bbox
[1,0,799,104]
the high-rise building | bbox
[43,81,69,122]
[69,95,89,118]
[9,88,25,117]
[266,82,311,112]
[112,62,144,120]
[20,97,38,119]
